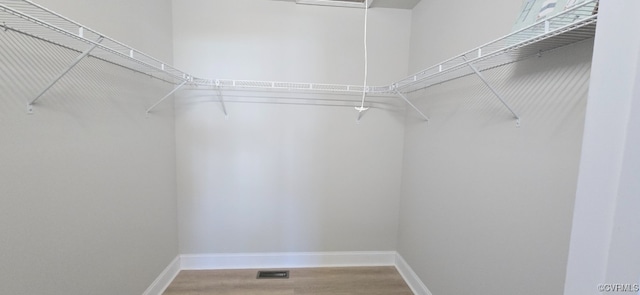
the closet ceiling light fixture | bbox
[295,0,373,9]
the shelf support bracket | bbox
[356,107,368,123]
[28,37,104,113]
[462,56,521,127]
[355,86,370,123]
[214,81,228,119]
[146,80,188,115]
[394,88,429,122]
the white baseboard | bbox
[395,253,433,295]
[144,252,433,295]
[142,255,181,295]
[180,251,397,270]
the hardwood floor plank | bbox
[162,266,413,295]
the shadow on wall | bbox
[0,27,176,118]
[398,39,594,295]
[0,20,178,295]
[406,38,594,133]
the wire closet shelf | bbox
[0,0,598,106]
[392,0,598,94]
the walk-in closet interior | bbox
[1,0,638,294]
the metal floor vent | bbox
[257,270,290,279]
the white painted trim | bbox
[395,253,433,295]
[144,252,433,295]
[180,251,396,270]
[142,255,181,295]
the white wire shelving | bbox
[0,0,191,113]
[0,0,598,119]
[393,0,598,93]
[0,0,189,82]
[391,0,598,124]
[191,78,381,95]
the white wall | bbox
[564,1,640,294]
[172,0,410,86]
[0,1,178,294]
[407,0,522,73]
[397,1,593,294]
[172,0,411,254]
[33,0,174,62]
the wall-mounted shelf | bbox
[190,78,388,96]
[0,0,189,85]
[392,0,598,94]
[0,0,598,118]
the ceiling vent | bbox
[295,0,373,9]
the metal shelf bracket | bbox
[394,86,429,122]
[27,36,104,114]
[462,55,521,127]
[0,0,595,122]
[355,86,370,123]
[355,107,368,124]
[146,80,188,115]
[214,80,229,119]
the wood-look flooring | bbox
[162,266,414,295]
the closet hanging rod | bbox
[0,0,189,85]
[393,0,598,93]
[191,78,393,95]
[0,22,176,86]
[0,0,597,95]
[4,0,177,71]
[0,0,598,117]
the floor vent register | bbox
[257,270,290,279]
